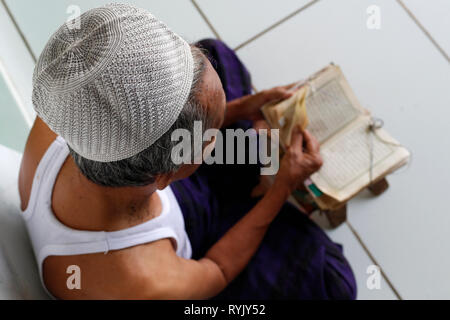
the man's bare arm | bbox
[146,181,291,299]
[144,128,323,299]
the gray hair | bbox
[69,46,211,187]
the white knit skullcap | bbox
[32,3,194,162]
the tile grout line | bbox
[190,1,260,93]
[1,0,36,63]
[191,0,222,41]
[345,220,402,300]
[233,0,321,52]
[396,0,449,64]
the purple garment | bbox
[170,39,357,300]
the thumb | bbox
[302,129,320,154]
[288,125,303,150]
[266,87,293,102]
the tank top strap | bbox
[22,136,69,220]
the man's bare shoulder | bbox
[43,237,176,299]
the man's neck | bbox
[82,175,162,227]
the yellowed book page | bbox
[282,87,308,146]
[305,65,367,144]
[262,86,308,148]
[310,116,410,202]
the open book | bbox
[261,64,410,210]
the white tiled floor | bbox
[1,0,449,299]
[194,0,313,48]
[236,0,450,299]
[0,72,28,153]
[327,223,398,300]
[311,212,398,300]
[5,0,214,58]
[0,3,35,125]
[403,0,450,59]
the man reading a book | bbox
[18,4,356,299]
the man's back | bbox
[18,118,178,299]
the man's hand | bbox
[223,83,301,127]
[244,85,297,121]
[274,127,323,193]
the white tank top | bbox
[22,136,192,295]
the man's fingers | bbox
[289,125,304,151]
[284,82,298,90]
[302,129,320,153]
[283,81,303,92]
[266,87,293,102]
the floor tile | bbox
[0,72,29,153]
[325,222,398,300]
[0,247,23,300]
[403,0,450,59]
[5,0,214,58]
[195,0,312,48]
[237,0,450,299]
[0,144,21,195]
[0,2,36,124]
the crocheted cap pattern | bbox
[32,3,194,162]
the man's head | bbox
[69,46,226,189]
[32,3,226,189]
